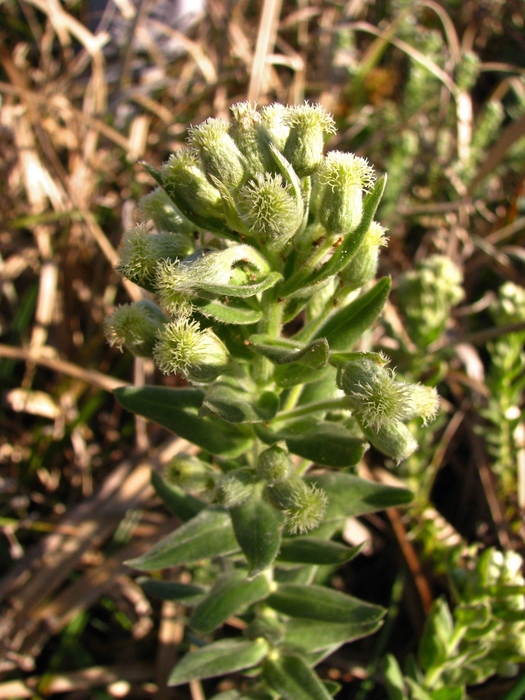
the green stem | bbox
[274,397,349,424]
[281,235,337,297]
[253,289,283,386]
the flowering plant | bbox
[105,102,438,698]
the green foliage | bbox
[104,102,449,695]
[482,283,525,498]
[383,548,525,699]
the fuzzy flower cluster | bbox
[338,357,439,463]
[106,102,380,386]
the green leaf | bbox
[125,508,238,571]
[230,488,283,577]
[430,688,465,700]
[278,537,361,565]
[312,276,391,351]
[383,654,408,700]
[262,654,332,700]
[138,577,207,604]
[267,583,385,625]
[284,617,384,654]
[141,160,163,186]
[114,386,252,458]
[201,383,279,424]
[274,363,333,389]
[168,638,269,686]
[248,335,329,369]
[197,271,283,298]
[196,298,263,325]
[151,471,206,521]
[256,418,366,468]
[305,472,413,527]
[418,598,455,673]
[190,570,272,634]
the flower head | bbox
[104,300,168,357]
[153,317,229,383]
[317,152,376,235]
[282,104,336,176]
[268,476,328,534]
[116,226,194,289]
[238,173,303,250]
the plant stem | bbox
[253,289,283,386]
[273,397,349,423]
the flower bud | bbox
[267,476,328,534]
[238,173,303,251]
[317,152,376,235]
[404,384,440,425]
[261,103,290,152]
[340,222,387,290]
[164,453,216,492]
[282,104,336,177]
[161,149,224,222]
[188,118,247,190]
[153,317,230,383]
[257,445,291,481]
[214,468,256,509]
[139,187,194,236]
[360,420,418,463]
[116,225,195,290]
[338,358,412,430]
[230,102,272,176]
[104,299,168,357]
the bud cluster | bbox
[106,102,385,386]
[338,356,439,462]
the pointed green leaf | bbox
[266,583,385,624]
[151,471,206,521]
[383,654,408,700]
[201,383,279,424]
[304,472,413,526]
[418,598,455,673]
[278,537,361,565]
[262,654,332,700]
[230,488,283,577]
[141,160,163,186]
[284,617,384,654]
[190,570,272,634]
[196,298,262,325]
[168,638,269,686]
[126,508,238,571]
[114,386,252,458]
[313,276,391,351]
[256,418,366,468]
[138,577,207,604]
[248,335,329,369]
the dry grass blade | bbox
[0,436,188,671]
[248,0,284,102]
[0,343,128,392]
[338,21,458,96]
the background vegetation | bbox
[1,0,525,697]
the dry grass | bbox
[1,0,525,697]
